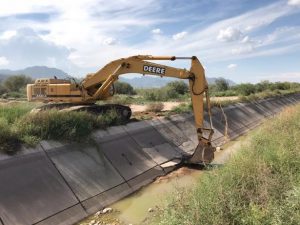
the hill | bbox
[0,66,68,79]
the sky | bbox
[0,0,300,83]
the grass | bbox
[0,103,124,154]
[150,104,300,225]
[0,102,36,123]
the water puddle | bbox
[111,167,203,224]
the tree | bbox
[236,83,256,96]
[215,78,229,91]
[0,84,8,95]
[256,80,271,92]
[4,75,33,92]
[114,81,136,95]
[166,81,189,95]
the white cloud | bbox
[151,28,161,34]
[0,56,9,66]
[0,30,17,40]
[231,45,255,55]
[102,37,117,45]
[227,64,237,69]
[0,0,299,76]
[0,28,74,70]
[288,0,300,6]
[217,27,243,42]
[172,31,187,40]
[241,36,250,43]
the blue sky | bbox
[0,0,300,83]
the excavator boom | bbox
[27,55,215,164]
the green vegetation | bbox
[151,104,300,225]
[136,81,189,101]
[114,81,136,95]
[0,75,33,98]
[0,103,124,154]
[210,79,300,97]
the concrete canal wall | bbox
[1,93,300,225]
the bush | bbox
[138,81,189,101]
[146,103,164,112]
[0,103,126,154]
[3,75,33,92]
[0,118,20,153]
[0,103,34,124]
[96,109,124,128]
[215,78,229,91]
[16,111,96,143]
[165,81,189,95]
[114,81,136,95]
[0,84,8,95]
[236,83,256,96]
[255,80,271,92]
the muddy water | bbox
[110,167,203,224]
[78,133,252,225]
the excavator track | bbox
[32,103,132,121]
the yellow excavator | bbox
[27,55,215,164]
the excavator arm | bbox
[82,55,215,163]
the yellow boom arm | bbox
[82,55,215,163]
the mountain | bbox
[0,66,68,79]
[0,74,9,82]
[120,76,235,88]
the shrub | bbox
[0,118,20,153]
[0,104,126,153]
[0,84,7,95]
[0,103,34,124]
[236,83,256,96]
[146,103,164,112]
[96,109,124,128]
[165,81,189,95]
[3,75,33,92]
[139,81,189,101]
[215,78,229,91]
[16,110,96,143]
[255,80,271,92]
[114,81,136,95]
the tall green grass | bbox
[151,104,300,225]
[0,102,35,123]
[0,104,124,154]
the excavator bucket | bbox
[185,142,215,164]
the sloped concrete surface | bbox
[0,93,299,225]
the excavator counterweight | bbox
[27,55,216,164]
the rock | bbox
[102,207,113,214]
[95,211,101,216]
[89,220,96,225]
[216,146,222,152]
[148,208,154,213]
